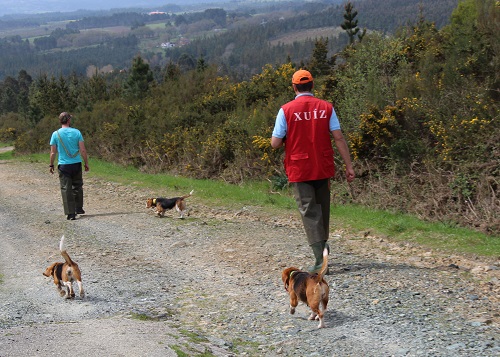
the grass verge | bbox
[4,150,499,258]
[331,205,499,257]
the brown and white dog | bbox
[281,248,329,328]
[146,190,194,219]
[43,235,84,299]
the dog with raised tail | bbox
[146,190,194,219]
[43,235,84,299]
[281,248,329,328]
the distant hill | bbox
[0,0,226,16]
[0,0,459,81]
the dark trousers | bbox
[58,163,83,215]
[292,179,330,245]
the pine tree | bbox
[196,55,208,73]
[165,61,181,82]
[178,53,196,73]
[341,1,361,45]
[125,56,154,99]
[310,37,330,77]
[17,70,32,117]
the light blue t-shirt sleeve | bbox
[50,132,57,145]
[272,108,287,138]
[330,108,341,131]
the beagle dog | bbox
[281,248,329,328]
[43,235,84,299]
[146,190,194,219]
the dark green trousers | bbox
[292,179,330,245]
[58,163,83,215]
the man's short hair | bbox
[59,112,72,124]
[294,82,313,92]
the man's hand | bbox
[345,166,355,183]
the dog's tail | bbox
[315,248,329,282]
[59,235,66,252]
[59,235,75,266]
[180,190,194,200]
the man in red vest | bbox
[271,69,355,273]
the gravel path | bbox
[0,157,499,357]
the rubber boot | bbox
[308,241,326,274]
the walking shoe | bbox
[307,241,328,274]
[67,214,76,220]
[308,264,330,275]
[76,208,85,214]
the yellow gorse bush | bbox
[0,127,16,141]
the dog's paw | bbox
[308,313,318,321]
[289,307,295,315]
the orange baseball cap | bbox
[292,70,313,84]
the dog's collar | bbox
[289,270,297,279]
[152,198,157,204]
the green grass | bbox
[169,344,215,357]
[178,329,209,344]
[0,149,14,160]
[331,205,499,257]
[170,345,189,357]
[129,312,152,321]
[5,150,500,258]
[129,312,171,321]
[72,155,296,211]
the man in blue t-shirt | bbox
[49,112,90,220]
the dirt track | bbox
[0,155,499,357]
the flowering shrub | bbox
[349,98,430,166]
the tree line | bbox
[0,0,497,234]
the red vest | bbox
[282,95,335,182]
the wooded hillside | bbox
[0,0,459,80]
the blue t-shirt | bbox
[272,93,341,138]
[50,128,84,165]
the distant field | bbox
[83,26,131,35]
[0,20,72,39]
[269,26,343,46]
[2,23,135,44]
[2,18,339,56]
[146,22,167,30]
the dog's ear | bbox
[284,277,290,291]
[282,268,292,291]
[43,263,58,277]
